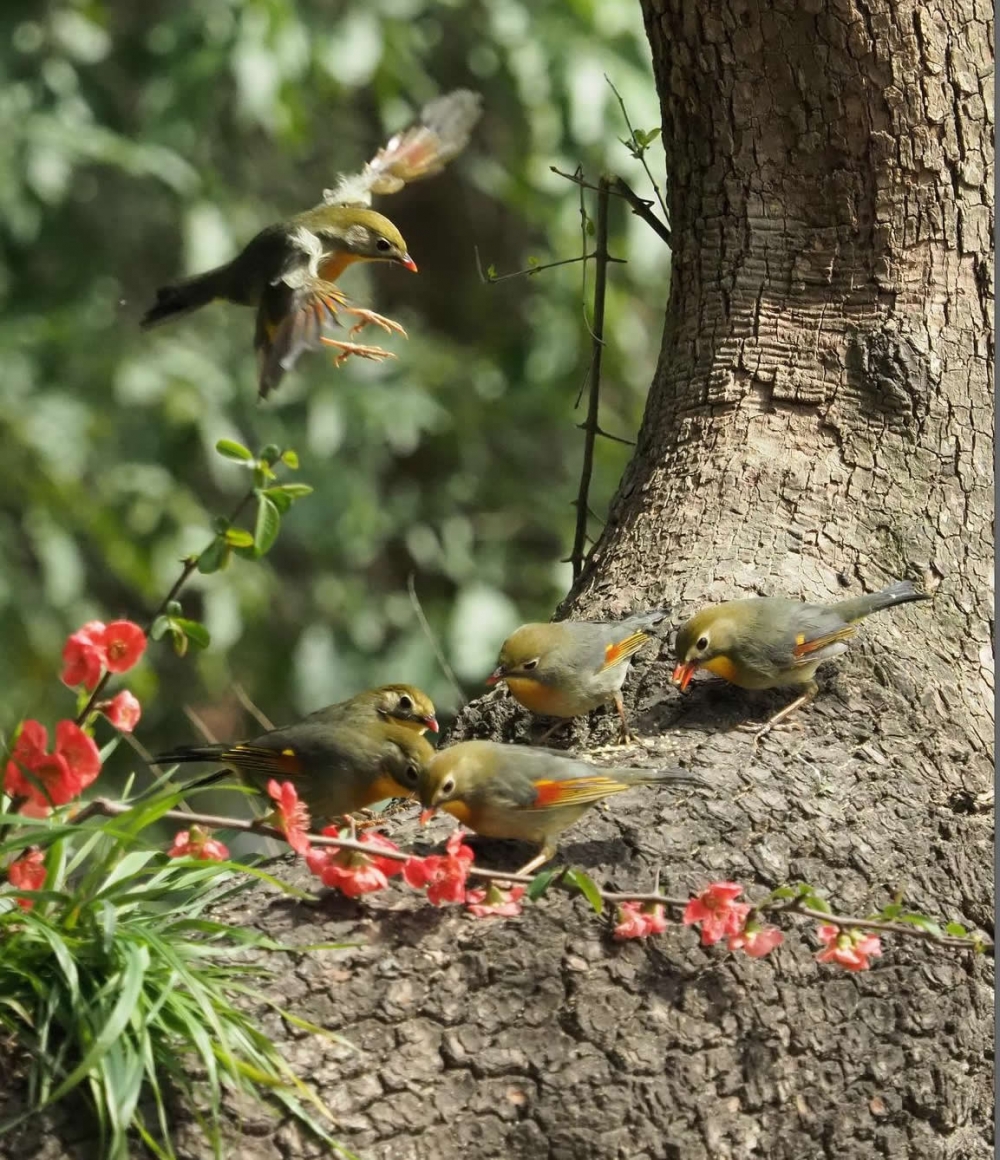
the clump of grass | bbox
[0,782,351,1159]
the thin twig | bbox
[611,177,672,248]
[69,798,993,951]
[183,706,219,745]
[75,487,258,729]
[231,683,275,733]
[570,177,611,581]
[605,76,670,223]
[550,167,671,249]
[406,573,466,708]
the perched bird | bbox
[671,580,931,738]
[141,89,482,397]
[487,611,668,742]
[410,740,700,874]
[154,684,438,822]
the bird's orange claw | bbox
[343,306,408,338]
[320,337,399,365]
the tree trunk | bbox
[4,2,990,1158]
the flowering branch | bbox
[71,797,991,956]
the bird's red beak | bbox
[424,715,439,734]
[671,661,697,692]
[400,253,418,273]
[419,807,436,825]
[485,666,505,687]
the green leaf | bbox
[880,903,903,921]
[258,444,281,465]
[486,263,497,281]
[564,868,603,915]
[150,615,170,642]
[196,538,229,575]
[526,868,557,901]
[173,619,211,650]
[280,450,299,469]
[586,218,595,236]
[945,922,968,937]
[224,528,255,548]
[265,490,292,515]
[265,484,314,500]
[171,627,189,657]
[215,439,254,462]
[254,495,281,556]
[527,255,539,268]
[895,912,942,936]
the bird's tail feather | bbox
[153,744,228,766]
[141,266,232,329]
[834,580,930,623]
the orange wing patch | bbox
[792,625,856,660]
[532,776,629,809]
[600,631,651,672]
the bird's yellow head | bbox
[370,684,439,734]
[671,607,739,691]
[309,206,417,271]
[487,624,556,687]
[378,726,436,799]
[413,743,485,813]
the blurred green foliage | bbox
[0,0,671,763]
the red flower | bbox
[613,900,668,940]
[102,620,147,673]
[61,621,107,690]
[683,881,752,946]
[403,829,474,905]
[815,924,883,972]
[305,831,404,897]
[168,826,229,861]
[60,619,147,689]
[3,719,101,815]
[100,690,142,733]
[728,922,784,958]
[266,779,312,856]
[465,883,526,918]
[54,721,101,789]
[7,848,47,908]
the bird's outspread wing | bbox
[323,89,482,208]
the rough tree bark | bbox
[2,2,991,1158]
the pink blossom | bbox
[102,621,147,673]
[168,826,229,861]
[61,621,107,689]
[4,719,101,815]
[7,848,47,908]
[60,619,147,689]
[305,831,404,897]
[266,779,312,856]
[613,900,668,940]
[815,924,883,972]
[727,922,784,958]
[100,690,142,733]
[683,881,752,946]
[403,829,475,905]
[465,883,526,918]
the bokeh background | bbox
[1,0,670,764]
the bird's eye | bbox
[397,694,412,711]
[376,237,392,252]
[522,659,539,671]
[696,635,709,651]
[441,777,456,796]
[402,764,419,785]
